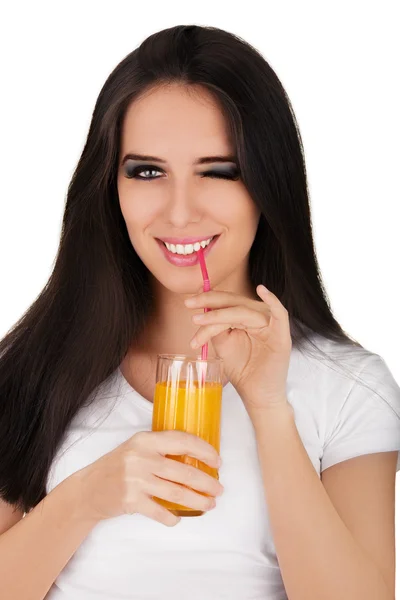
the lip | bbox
[156,234,221,267]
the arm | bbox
[0,475,100,600]
[251,402,394,600]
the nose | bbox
[163,180,202,228]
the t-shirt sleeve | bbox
[321,353,400,473]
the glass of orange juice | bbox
[151,353,223,517]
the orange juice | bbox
[151,378,222,517]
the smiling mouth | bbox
[156,234,221,265]
[159,235,217,255]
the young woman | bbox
[0,24,399,600]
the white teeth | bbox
[164,236,214,255]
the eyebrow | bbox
[120,153,238,166]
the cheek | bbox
[217,191,260,228]
[122,203,157,229]
[238,192,261,233]
[118,185,159,229]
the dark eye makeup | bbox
[123,164,240,181]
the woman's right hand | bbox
[70,430,224,527]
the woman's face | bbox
[117,83,261,296]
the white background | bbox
[1,1,399,595]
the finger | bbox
[133,495,181,527]
[148,476,216,512]
[185,290,247,309]
[192,305,269,328]
[133,430,220,468]
[256,285,288,319]
[153,456,223,497]
[191,323,233,348]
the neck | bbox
[132,268,257,359]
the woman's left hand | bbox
[184,285,292,419]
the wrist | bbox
[56,472,102,527]
[252,401,295,435]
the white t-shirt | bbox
[44,334,400,600]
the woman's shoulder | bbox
[67,368,125,430]
[289,331,400,474]
[293,330,380,380]
[290,330,399,416]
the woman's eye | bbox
[123,165,240,181]
[201,170,240,181]
[124,165,164,180]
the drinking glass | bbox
[151,354,223,517]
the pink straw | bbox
[196,246,211,385]
[196,246,211,360]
